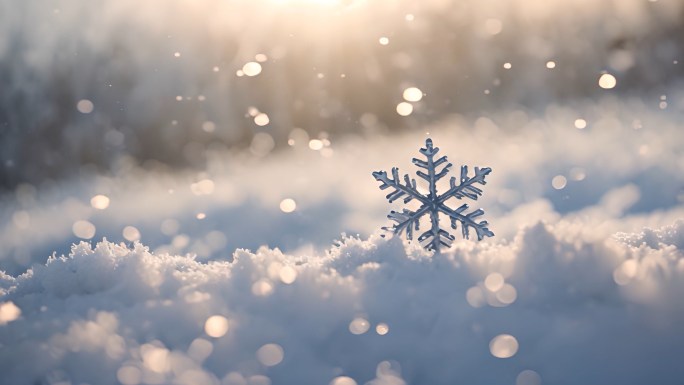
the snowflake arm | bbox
[439,204,495,241]
[382,206,430,240]
[372,167,428,205]
[438,165,491,203]
[413,139,452,199]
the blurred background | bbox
[1,0,683,189]
[1,0,684,276]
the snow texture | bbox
[1,221,684,385]
[373,138,493,251]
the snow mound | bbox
[1,222,684,385]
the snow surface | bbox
[1,221,684,385]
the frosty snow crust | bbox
[1,221,684,385]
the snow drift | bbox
[1,221,683,385]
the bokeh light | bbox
[0,301,21,324]
[256,343,284,366]
[599,73,617,89]
[72,220,96,239]
[402,87,423,102]
[516,370,542,385]
[489,334,519,358]
[349,317,370,335]
[204,315,229,338]
[76,99,94,114]
[90,194,110,210]
[375,323,389,335]
[330,376,358,385]
[279,198,297,213]
[396,102,413,116]
[552,175,567,190]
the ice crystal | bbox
[373,138,494,251]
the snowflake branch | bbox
[438,204,495,241]
[383,206,429,240]
[413,139,453,198]
[439,166,491,203]
[372,168,429,204]
[418,227,456,251]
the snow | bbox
[1,105,683,382]
[1,220,683,384]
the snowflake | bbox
[372,138,494,251]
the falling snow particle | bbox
[90,194,110,210]
[309,139,324,151]
[396,102,413,116]
[379,37,389,45]
[256,344,284,367]
[72,220,96,239]
[376,323,389,335]
[0,302,21,325]
[516,370,542,385]
[546,61,556,69]
[279,199,297,213]
[598,73,617,89]
[489,334,519,358]
[330,377,358,385]
[204,315,229,338]
[122,226,141,242]
[254,113,270,126]
[552,175,567,190]
[403,87,423,102]
[242,62,262,76]
[349,317,370,335]
[574,119,587,129]
[77,99,94,114]
[503,62,512,69]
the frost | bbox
[373,138,494,251]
